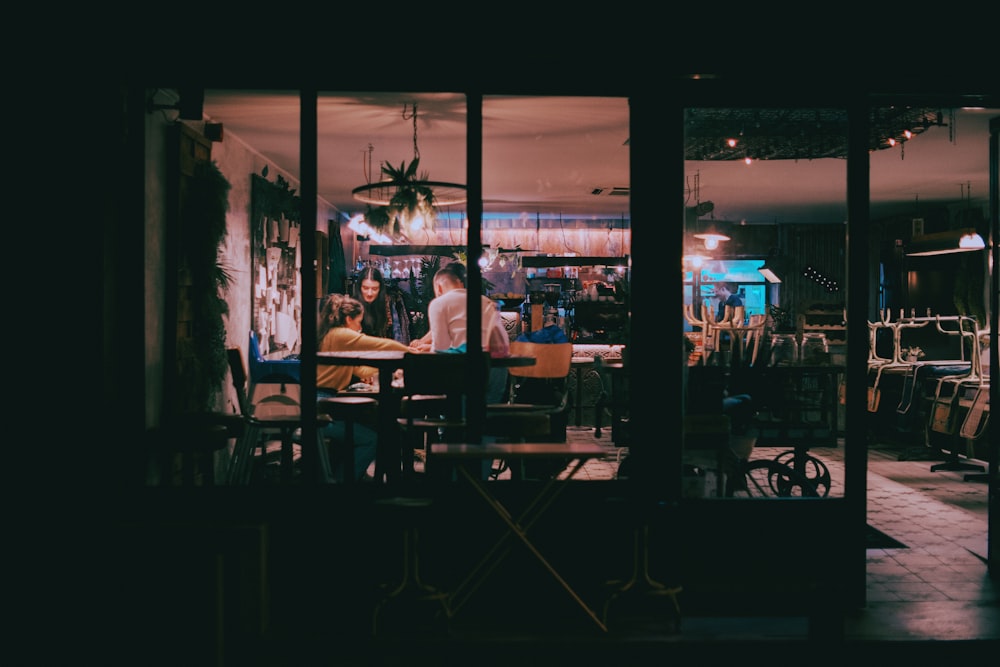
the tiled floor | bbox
[558,424,998,643]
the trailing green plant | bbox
[418,255,442,305]
[176,160,233,414]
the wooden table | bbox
[317,352,536,482]
[429,441,609,632]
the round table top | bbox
[317,350,406,366]
[317,350,536,368]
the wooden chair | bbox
[486,341,572,424]
[225,347,334,485]
[485,341,573,478]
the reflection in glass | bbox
[683,107,848,499]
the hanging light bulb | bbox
[693,223,730,250]
[958,232,986,250]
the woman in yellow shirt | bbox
[316,293,410,480]
[317,293,410,395]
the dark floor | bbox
[301,428,998,664]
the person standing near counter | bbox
[714,282,743,321]
[713,282,743,365]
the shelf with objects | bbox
[797,302,847,346]
[518,256,629,428]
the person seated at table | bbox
[317,293,410,481]
[409,261,510,403]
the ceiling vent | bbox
[591,186,630,197]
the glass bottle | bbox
[769,334,799,366]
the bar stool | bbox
[317,395,378,482]
[371,496,449,636]
[602,496,682,632]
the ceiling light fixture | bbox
[685,107,947,161]
[351,103,466,240]
[693,221,730,250]
[905,228,987,256]
[685,197,730,250]
[758,251,785,283]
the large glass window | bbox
[682,107,849,500]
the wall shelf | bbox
[522,255,629,268]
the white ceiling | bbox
[199,90,998,225]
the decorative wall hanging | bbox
[251,170,303,357]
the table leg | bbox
[448,461,582,613]
[448,462,607,632]
[575,367,584,427]
[373,367,398,483]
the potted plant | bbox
[366,158,437,239]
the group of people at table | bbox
[316,261,511,481]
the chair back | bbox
[507,341,573,379]
[228,346,302,420]
[249,374,302,419]
[249,330,301,383]
[401,352,471,411]
[227,347,252,417]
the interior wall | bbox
[204,122,340,414]
[142,104,341,428]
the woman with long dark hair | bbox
[353,266,391,337]
[352,266,411,344]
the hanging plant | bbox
[365,158,438,237]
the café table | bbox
[317,351,536,482]
[429,441,609,632]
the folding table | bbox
[429,441,609,632]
